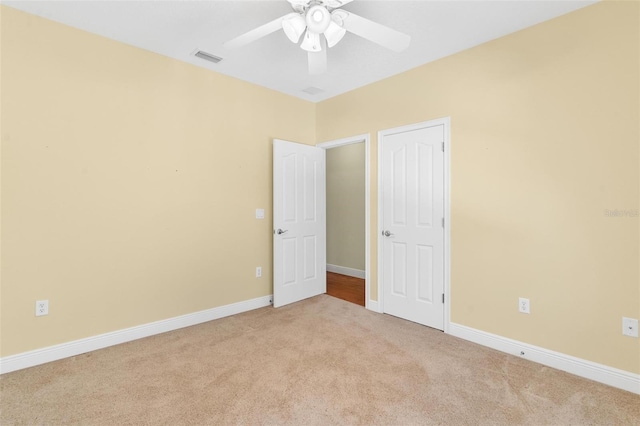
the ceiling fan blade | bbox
[308,37,327,75]
[339,10,410,52]
[322,0,355,8]
[224,13,296,50]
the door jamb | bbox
[317,134,372,311]
[377,118,451,333]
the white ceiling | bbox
[4,0,597,102]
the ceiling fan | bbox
[223,0,411,75]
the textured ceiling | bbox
[4,0,597,102]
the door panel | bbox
[416,245,433,302]
[391,242,407,296]
[282,238,297,286]
[381,123,445,329]
[392,146,407,225]
[273,139,326,308]
[417,143,434,227]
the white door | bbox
[380,121,445,329]
[273,139,326,308]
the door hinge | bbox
[442,293,445,304]
[442,142,445,152]
[442,217,445,228]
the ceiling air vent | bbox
[194,50,223,64]
[302,86,324,95]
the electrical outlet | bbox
[35,300,49,317]
[519,297,530,314]
[622,317,638,337]
[256,267,262,278]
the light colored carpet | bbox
[1,295,638,425]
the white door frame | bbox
[317,134,373,311]
[377,118,451,333]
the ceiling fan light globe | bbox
[331,9,348,26]
[305,5,331,34]
[282,14,306,43]
[300,30,322,52]
[324,21,346,48]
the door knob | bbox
[276,229,288,235]
[382,230,394,237]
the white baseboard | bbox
[327,264,365,279]
[449,322,640,395]
[366,300,380,313]
[0,295,273,375]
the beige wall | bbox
[326,143,365,271]
[0,6,315,356]
[317,1,639,374]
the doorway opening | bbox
[318,135,371,309]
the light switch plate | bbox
[256,209,265,219]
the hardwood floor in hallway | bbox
[326,272,365,306]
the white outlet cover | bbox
[35,300,49,317]
[519,297,530,314]
[622,317,638,337]
[256,209,265,219]
[256,267,262,278]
